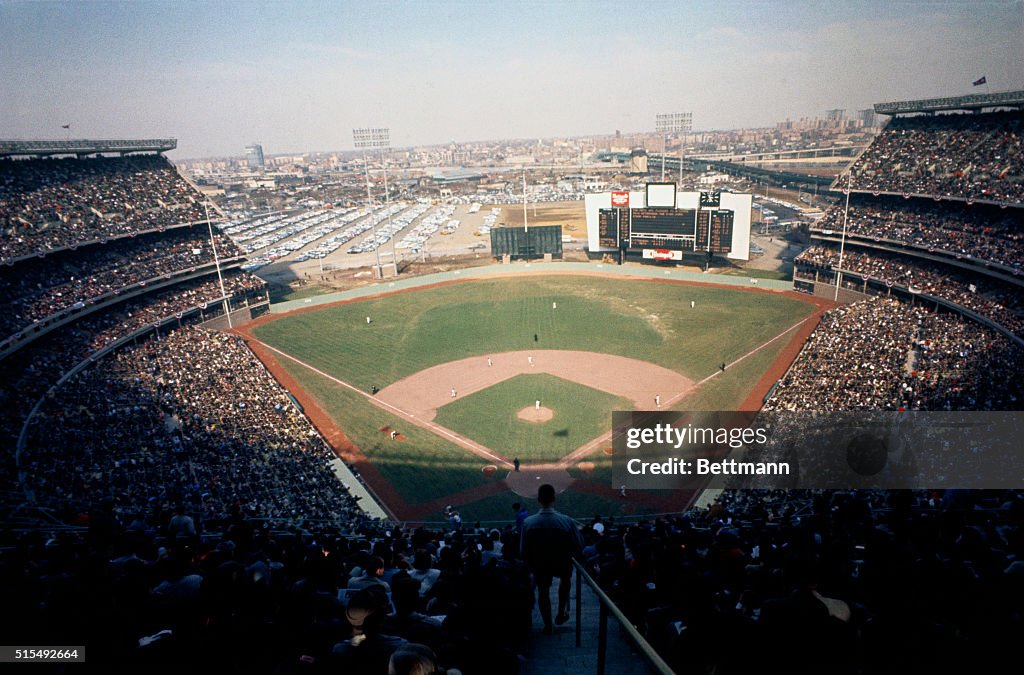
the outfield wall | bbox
[270,261,790,314]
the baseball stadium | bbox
[2,4,1024,673]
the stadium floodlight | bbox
[202,201,232,329]
[352,128,394,276]
[655,112,692,182]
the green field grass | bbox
[252,275,814,517]
[253,277,812,393]
[433,374,630,463]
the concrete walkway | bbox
[520,579,659,675]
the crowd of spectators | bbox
[0,154,206,260]
[0,226,243,342]
[796,244,1024,336]
[575,290,1024,672]
[0,271,266,467]
[762,296,1022,412]
[847,110,1024,203]
[815,195,1024,269]
[4,453,536,672]
[575,488,1024,674]
[21,327,366,524]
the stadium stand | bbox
[0,226,243,346]
[813,195,1024,270]
[845,110,1024,204]
[2,111,1024,673]
[795,245,1024,337]
[0,154,206,260]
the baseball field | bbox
[240,274,823,523]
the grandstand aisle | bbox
[521,582,648,675]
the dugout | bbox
[490,225,563,260]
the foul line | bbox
[250,339,513,468]
[558,315,812,468]
[692,315,811,390]
[253,314,810,475]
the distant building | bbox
[825,108,845,122]
[857,108,879,129]
[629,148,648,174]
[245,143,265,169]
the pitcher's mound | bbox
[517,406,554,423]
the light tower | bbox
[655,112,692,182]
[353,127,395,277]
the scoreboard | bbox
[586,188,752,261]
[598,205,733,254]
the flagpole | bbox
[834,172,852,302]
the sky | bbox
[1,0,1022,159]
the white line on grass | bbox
[252,340,512,467]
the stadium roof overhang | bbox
[0,138,177,158]
[874,90,1024,116]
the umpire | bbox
[520,483,583,634]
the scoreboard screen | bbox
[696,210,734,254]
[630,208,697,237]
[629,207,698,251]
[598,208,622,249]
[597,203,734,255]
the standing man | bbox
[487,357,493,367]
[655,394,661,408]
[513,457,521,472]
[521,484,583,634]
[451,387,457,398]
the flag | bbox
[61,124,70,129]
[973,76,987,86]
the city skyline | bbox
[2,0,1022,158]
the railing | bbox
[572,558,675,675]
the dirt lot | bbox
[491,201,587,236]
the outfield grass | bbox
[253,276,812,392]
[433,374,630,463]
